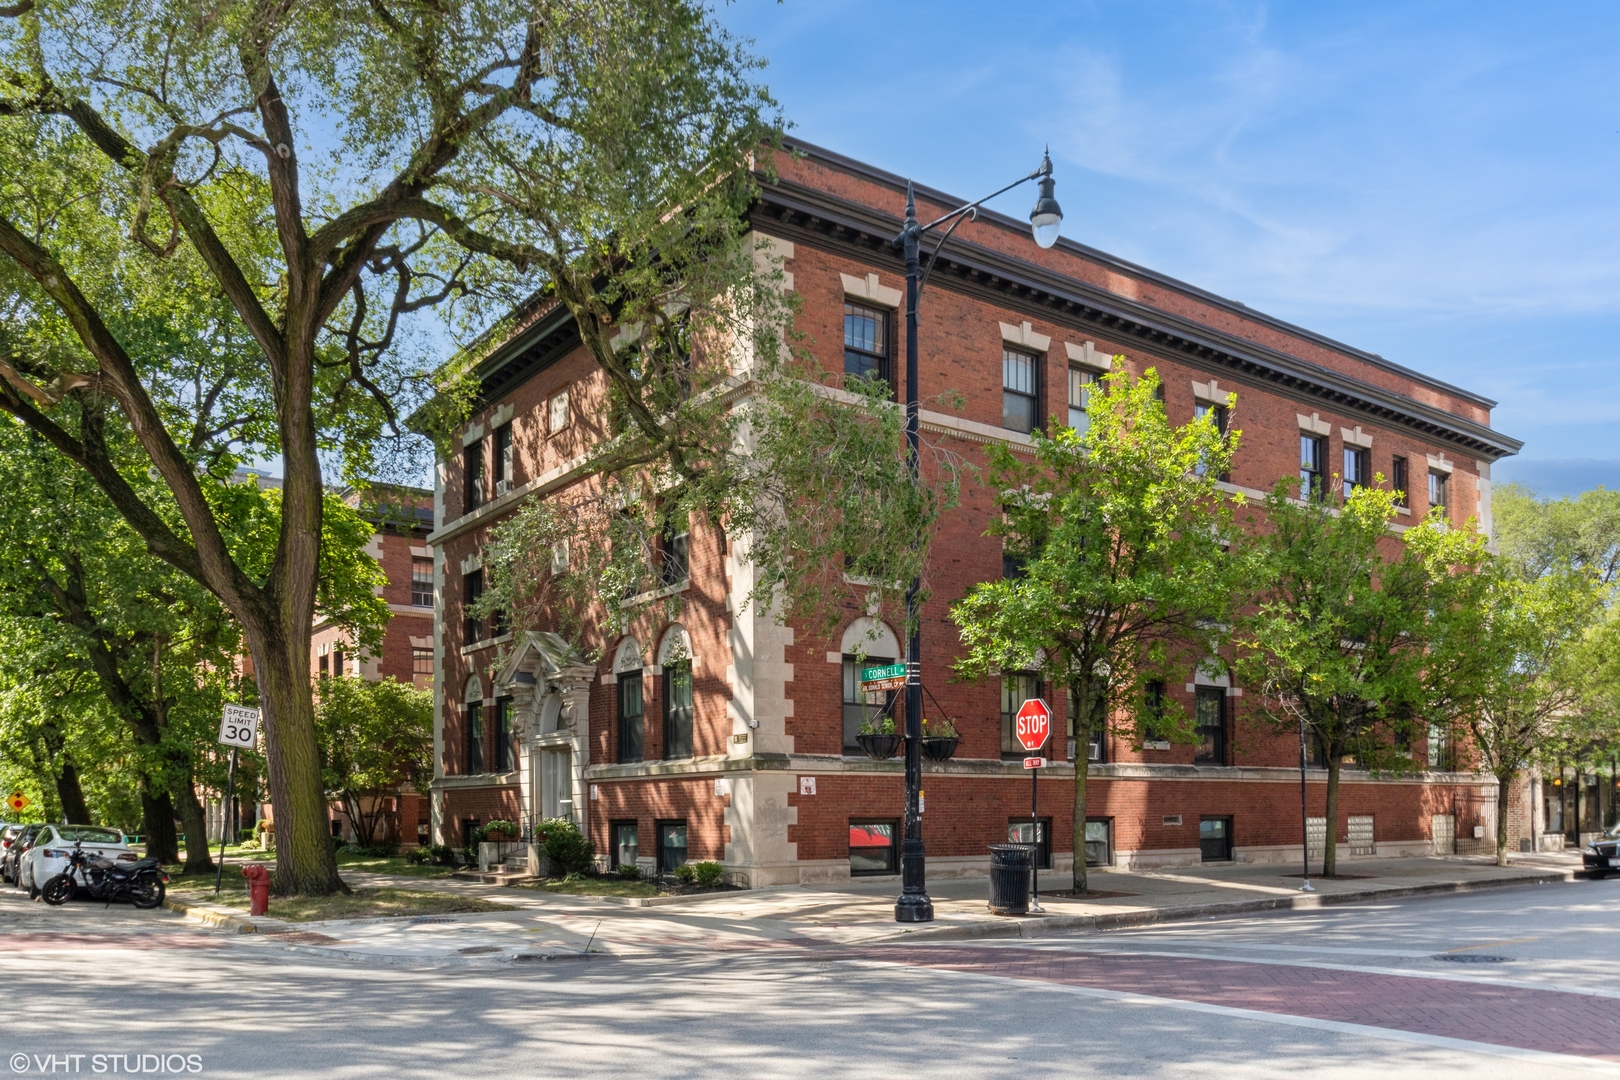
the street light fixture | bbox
[892,151,1062,924]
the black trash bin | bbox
[987,843,1033,915]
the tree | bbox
[0,0,778,893]
[1233,484,1474,876]
[951,367,1245,895]
[315,676,433,849]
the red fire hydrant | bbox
[242,863,270,917]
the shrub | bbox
[616,862,641,880]
[428,844,455,866]
[690,861,724,888]
[536,817,594,876]
[484,819,519,840]
[673,863,696,884]
[406,846,432,865]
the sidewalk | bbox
[181,852,1585,966]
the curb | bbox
[162,895,284,935]
[873,868,1578,943]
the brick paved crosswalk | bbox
[863,946,1620,1060]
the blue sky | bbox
[719,1,1620,496]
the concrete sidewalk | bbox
[179,852,1585,966]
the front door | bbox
[541,748,572,822]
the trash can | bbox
[988,843,1033,915]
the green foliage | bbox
[689,861,724,887]
[483,820,520,840]
[952,366,1245,748]
[616,861,642,880]
[406,847,432,866]
[1494,483,1620,586]
[314,676,433,848]
[859,715,897,736]
[536,817,594,877]
[672,862,697,884]
[922,717,958,739]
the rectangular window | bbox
[617,673,644,764]
[411,557,434,607]
[318,652,329,679]
[611,822,639,869]
[462,569,484,643]
[848,820,898,876]
[660,513,690,588]
[843,302,890,386]
[1427,722,1451,770]
[1429,471,1449,514]
[1085,818,1114,867]
[663,661,693,760]
[1067,683,1105,762]
[1002,348,1039,434]
[1343,446,1368,492]
[1143,680,1169,745]
[493,423,514,488]
[1199,816,1234,862]
[1194,686,1227,765]
[332,647,345,676]
[465,700,483,775]
[411,648,433,690]
[1002,548,1026,581]
[548,389,571,434]
[1068,367,1095,435]
[493,696,512,773]
[1194,402,1230,481]
[1008,819,1053,870]
[464,439,484,512]
[1392,455,1410,508]
[1299,435,1325,500]
[657,820,688,874]
[1001,672,1041,756]
[842,654,895,753]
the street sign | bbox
[1014,698,1052,752]
[5,791,28,812]
[860,663,907,692]
[1023,757,1046,770]
[218,704,260,749]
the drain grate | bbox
[410,916,454,925]
[1434,953,1512,964]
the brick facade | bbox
[428,141,1520,884]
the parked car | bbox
[1584,828,1620,878]
[2,824,43,885]
[20,825,132,899]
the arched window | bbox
[463,675,484,775]
[660,626,695,760]
[840,619,901,754]
[614,639,643,763]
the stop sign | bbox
[1015,698,1052,752]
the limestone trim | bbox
[1427,452,1454,474]
[840,271,901,309]
[1341,425,1374,449]
[1191,378,1232,403]
[459,552,482,574]
[1296,412,1333,436]
[1065,340,1116,373]
[460,422,485,448]
[489,402,515,429]
[1000,320,1051,352]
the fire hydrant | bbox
[242,863,270,917]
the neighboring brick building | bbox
[427,141,1522,884]
[313,484,435,849]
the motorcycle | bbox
[41,841,168,909]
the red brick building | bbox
[314,484,435,848]
[427,141,1522,883]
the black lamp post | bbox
[892,152,1063,923]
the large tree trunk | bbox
[139,783,179,864]
[56,756,91,824]
[1495,773,1512,866]
[177,781,215,875]
[1323,755,1341,877]
[244,615,342,895]
[1071,680,1095,895]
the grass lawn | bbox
[165,872,513,922]
[523,877,662,898]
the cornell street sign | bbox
[860,663,908,692]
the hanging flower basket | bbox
[921,736,960,763]
[856,733,903,760]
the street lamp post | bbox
[892,152,1063,923]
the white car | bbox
[20,825,133,899]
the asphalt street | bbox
[3,877,1619,1078]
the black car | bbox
[1,823,42,885]
[1584,827,1620,877]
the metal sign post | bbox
[215,705,260,895]
[1016,699,1052,913]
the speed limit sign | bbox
[218,704,260,749]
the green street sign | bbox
[860,663,907,689]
